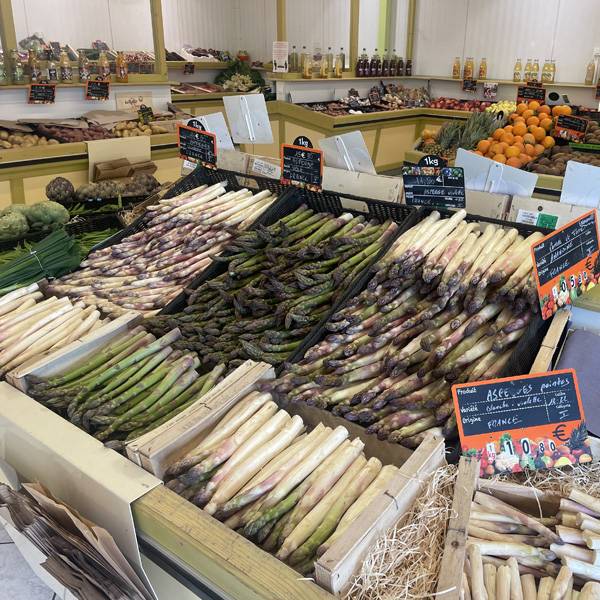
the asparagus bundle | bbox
[164,389,400,575]
[147,206,399,371]
[464,484,600,599]
[265,211,541,445]
[26,325,225,445]
[0,283,109,378]
[46,182,278,315]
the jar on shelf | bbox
[452,56,461,79]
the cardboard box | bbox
[93,158,157,182]
[509,195,591,230]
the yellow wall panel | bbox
[23,169,88,205]
[283,122,324,147]
[361,129,377,156]
[154,156,185,184]
[0,182,11,209]
[374,124,417,168]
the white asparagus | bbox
[580,582,600,600]
[0,282,38,306]
[562,557,600,581]
[561,499,600,519]
[584,531,600,550]
[507,557,523,600]
[472,540,555,561]
[562,513,579,528]
[496,565,511,600]
[469,543,488,600]
[558,526,586,546]
[537,577,553,600]
[463,571,473,600]
[550,542,594,564]
[521,574,537,600]
[570,491,600,517]
[550,567,572,600]
[579,518,600,535]
[484,563,497,600]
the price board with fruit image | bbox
[452,369,590,479]
[530,209,600,320]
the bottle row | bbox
[288,46,345,79]
[355,49,411,78]
[0,49,130,85]
[451,57,557,84]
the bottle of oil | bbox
[532,59,540,82]
[116,51,128,83]
[333,52,343,78]
[300,46,308,72]
[28,49,41,82]
[326,47,333,73]
[99,50,110,79]
[289,45,299,72]
[551,60,556,83]
[302,51,312,79]
[584,59,595,85]
[452,56,461,79]
[478,57,487,80]
[513,58,522,82]
[356,48,367,77]
[78,51,90,82]
[524,58,532,82]
[59,50,73,83]
[339,47,345,71]
[405,58,412,76]
[319,54,328,78]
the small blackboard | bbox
[138,104,154,125]
[368,86,382,104]
[85,80,110,101]
[554,114,589,141]
[28,83,56,104]
[178,123,217,168]
[526,80,543,88]
[184,62,195,75]
[281,143,323,191]
[532,210,599,287]
[462,78,477,92]
[517,85,546,103]
[402,165,465,209]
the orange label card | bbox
[177,122,217,170]
[554,115,589,142]
[530,209,599,319]
[452,369,590,478]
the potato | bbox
[0,130,8,140]
[0,141,11,149]
[142,128,152,136]
[47,139,59,145]
[127,121,136,129]
[115,122,127,131]
[122,130,130,137]
[38,138,47,145]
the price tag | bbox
[368,86,382,105]
[527,80,543,88]
[177,119,217,169]
[452,369,590,477]
[183,62,195,75]
[554,115,589,142]
[281,143,323,191]
[138,104,154,125]
[483,82,498,101]
[462,78,477,92]
[418,154,448,168]
[516,85,546,104]
[85,80,110,101]
[402,165,465,209]
[28,83,56,104]
[531,209,600,319]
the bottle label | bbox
[48,67,57,80]
[60,66,73,81]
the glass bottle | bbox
[397,56,405,76]
[59,50,73,83]
[339,47,345,71]
[0,54,7,85]
[463,57,474,79]
[333,52,343,78]
[532,59,540,82]
[585,58,596,85]
[116,51,128,83]
[452,56,461,79]
[478,57,487,80]
[326,47,333,73]
[382,49,390,77]
[368,49,379,77]
[47,57,57,81]
[78,51,90,82]
[540,59,552,83]
[513,58,522,82]
[98,50,110,80]
[10,50,24,84]
[289,45,299,72]
[319,54,328,78]
[28,49,41,82]
[551,60,556,83]
[302,52,312,79]
[300,46,307,72]
[389,49,397,76]
[405,58,412,76]
[356,48,367,77]
[523,58,532,82]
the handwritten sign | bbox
[554,115,589,142]
[138,104,154,125]
[517,85,546,104]
[453,369,590,477]
[531,210,600,318]
[116,92,153,113]
[281,143,323,191]
[177,120,217,169]
[462,78,477,92]
[402,165,465,209]
[28,83,56,104]
[527,80,543,88]
[85,80,110,101]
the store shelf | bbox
[0,78,171,89]
[166,61,229,70]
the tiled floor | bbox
[0,525,55,600]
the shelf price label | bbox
[177,119,217,169]
[137,104,154,125]
[402,164,465,209]
[516,85,546,104]
[554,115,589,142]
[531,209,599,319]
[452,369,590,478]
[462,78,477,92]
[183,62,195,75]
[280,142,323,191]
[28,83,56,105]
[85,80,110,101]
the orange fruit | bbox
[513,116,526,124]
[505,145,520,158]
[526,116,540,127]
[498,141,509,152]
[522,109,535,120]
[493,154,507,163]
[506,156,522,168]
[561,105,572,116]
[504,125,514,133]
[492,128,505,140]
[540,117,553,131]
[528,100,541,111]
[519,153,531,164]
[516,103,528,114]
[534,143,545,155]
[514,141,525,153]
[474,150,484,156]
[514,135,524,144]
[525,143,536,156]
[477,139,491,154]
[552,105,561,117]
[512,122,527,137]
[538,105,551,115]
[532,127,546,142]
[523,133,536,145]
[500,132,514,144]
[542,136,555,149]
[490,142,503,155]
[485,151,495,158]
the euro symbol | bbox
[552,424,568,442]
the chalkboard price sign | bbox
[516,85,546,104]
[280,143,323,191]
[177,123,217,169]
[531,209,600,318]
[526,80,543,88]
[138,104,154,125]
[554,114,589,142]
[452,369,590,477]
[183,62,195,74]
[462,78,477,92]
[85,80,110,101]
[402,165,466,209]
[28,83,56,104]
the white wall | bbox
[412,0,600,84]
[357,0,379,55]
[391,0,409,58]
